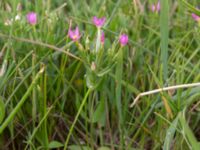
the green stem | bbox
[32,53,37,127]
[42,71,48,148]
[96,28,101,53]
[64,88,91,149]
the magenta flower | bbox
[68,26,81,41]
[119,34,128,46]
[92,16,106,27]
[192,13,200,22]
[101,32,105,44]
[26,12,37,25]
[151,1,160,13]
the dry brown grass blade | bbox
[130,82,200,107]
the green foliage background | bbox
[0,0,200,149]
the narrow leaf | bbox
[0,97,5,124]
[48,141,63,149]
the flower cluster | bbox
[67,16,129,46]
[12,11,128,47]
[16,7,200,50]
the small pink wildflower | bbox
[119,34,128,46]
[192,13,200,22]
[68,26,81,41]
[92,16,106,27]
[151,1,160,13]
[101,32,105,44]
[26,12,37,25]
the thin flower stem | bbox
[130,82,200,107]
[96,28,101,53]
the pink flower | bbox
[26,12,37,25]
[151,1,160,13]
[92,16,106,27]
[68,26,81,41]
[119,34,128,46]
[192,13,200,22]
[101,32,105,44]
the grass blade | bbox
[160,0,169,81]
[163,116,178,150]
[64,89,91,149]
[0,67,44,134]
[179,112,200,150]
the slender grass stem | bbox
[25,106,53,150]
[32,53,37,127]
[63,88,91,149]
[160,0,169,81]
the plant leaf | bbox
[48,141,63,149]
[69,145,92,150]
[92,98,106,126]
[163,116,178,150]
[0,97,5,124]
[179,112,199,150]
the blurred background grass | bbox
[0,0,200,149]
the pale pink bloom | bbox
[26,12,37,25]
[119,34,128,46]
[192,13,200,22]
[156,2,160,11]
[92,16,106,27]
[68,26,81,41]
[151,1,160,13]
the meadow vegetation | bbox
[0,0,200,149]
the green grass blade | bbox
[163,116,178,150]
[25,106,53,150]
[115,47,123,124]
[179,112,200,150]
[0,68,44,134]
[160,0,169,81]
[64,89,91,149]
[0,97,5,124]
[181,0,200,15]
[32,53,37,128]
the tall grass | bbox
[0,0,200,149]
[160,0,169,81]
